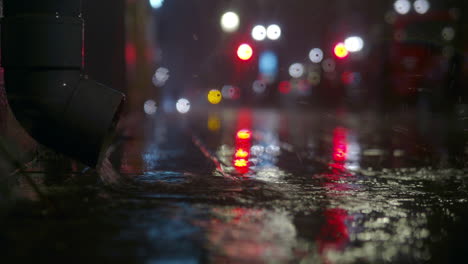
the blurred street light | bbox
[221,12,240,33]
[266,24,281,40]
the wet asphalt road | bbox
[2,108,468,263]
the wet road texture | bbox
[2,108,468,263]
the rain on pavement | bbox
[1,0,468,263]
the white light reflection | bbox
[251,145,265,156]
[144,100,157,115]
[266,24,281,40]
[220,12,240,33]
[394,0,411,15]
[252,25,267,41]
[152,67,170,86]
[414,0,430,15]
[149,0,164,9]
[176,98,191,114]
[289,63,305,78]
[344,36,364,53]
[309,48,324,63]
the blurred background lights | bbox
[414,0,430,14]
[152,67,170,86]
[344,36,364,52]
[221,85,240,100]
[252,25,267,41]
[322,58,336,73]
[221,85,234,99]
[259,51,278,76]
[289,63,305,78]
[252,80,267,94]
[220,11,240,33]
[207,89,222,104]
[176,98,191,114]
[442,27,455,41]
[266,24,281,40]
[334,43,349,59]
[309,48,324,63]
[394,0,411,15]
[237,43,253,61]
[278,81,291,94]
[149,0,164,9]
[307,71,321,85]
[143,100,157,115]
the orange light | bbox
[237,44,253,61]
[236,129,252,139]
[334,43,349,59]
[234,159,248,167]
[235,148,249,158]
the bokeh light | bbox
[143,100,157,115]
[253,80,267,94]
[309,48,324,63]
[152,67,170,86]
[207,89,222,104]
[394,0,411,15]
[278,81,291,94]
[259,51,278,77]
[252,25,267,41]
[334,43,349,59]
[322,58,336,73]
[176,98,191,114]
[220,11,240,33]
[414,0,430,14]
[149,0,164,9]
[289,63,305,78]
[442,27,455,41]
[344,36,364,53]
[221,85,240,100]
[237,44,253,61]
[341,72,362,86]
[307,71,321,86]
[266,24,281,40]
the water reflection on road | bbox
[5,108,468,263]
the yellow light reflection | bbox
[234,159,248,167]
[235,148,249,158]
[237,129,252,140]
[208,114,221,132]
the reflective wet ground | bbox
[2,108,468,263]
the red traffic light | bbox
[334,43,349,59]
[237,43,253,61]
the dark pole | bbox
[1,0,125,167]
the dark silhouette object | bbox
[1,0,125,166]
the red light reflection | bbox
[317,208,350,255]
[237,129,252,140]
[332,127,348,163]
[233,129,252,174]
